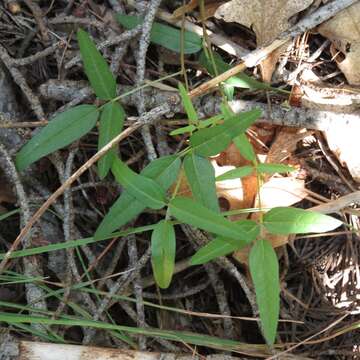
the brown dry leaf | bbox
[172,0,225,20]
[215,0,312,44]
[215,0,312,81]
[212,161,246,212]
[172,0,198,17]
[259,47,288,83]
[199,2,227,20]
[214,142,257,217]
[267,127,311,164]
[318,3,360,85]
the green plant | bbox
[12,27,343,347]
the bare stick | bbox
[0,44,45,120]
[12,42,61,66]
[136,0,163,161]
[0,143,48,330]
[0,120,49,128]
[23,0,49,42]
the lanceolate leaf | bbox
[220,102,234,120]
[178,83,198,125]
[257,163,295,174]
[169,197,258,245]
[263,207,343,235]
[184,153,219,213]
[249,239,280,345]
[116,15,202,54]
[191,236,236,266]
[95,156,181,239]
[170,125,196,136]
[77,29,116,100]
[95,193,145,240]
[223,82,235,101]
[111,158,166,210]
[199,114,223,128]
[0,311,253,352]
[151,220,176,289]
[233,134,256,162]
[77,28,117,100]
[170,115,223,136]
[98,102,125,179]
[16,105,99,171]
[141,156,182,191]
[190,109,261,157]
[216,165,254,181]
[190,220,259,265]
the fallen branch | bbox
[38,79,360,132]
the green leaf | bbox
[116,15,202,54]
[95,156,181,239]
[199,50,232,77]
[77,28,116,100]
[223,83,235,101]
[0,209,20,222]
[263,207,343,235]
[249,239,280,345]
[94,194,145,240]
[199,50,286,93]
[169,197,258,245]
[220,102,234,120]
[233,134,256,162]
[198,114,223,128]
[170,115,223,136]
[16,105,99,171]
[111,158,166,210]
[257,163,295,174]
[98,102,125,179]
[225,75,278,91]
[0,311,252,352]
[190,220,259,265]
[178,83,198,125]
[184,153,219,213]
[216,165,254,181]
[190,109,261,157]
[151,220,176,289]
[170,125,196,136]
[141,156,182,191]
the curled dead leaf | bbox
[215,0,312,81]
[318,3,360,85]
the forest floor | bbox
[0,1,359,359]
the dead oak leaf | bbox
[318,2,360,85]
[215,0,312,45]
[215,0,312,82]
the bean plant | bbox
[14,27,342,346]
